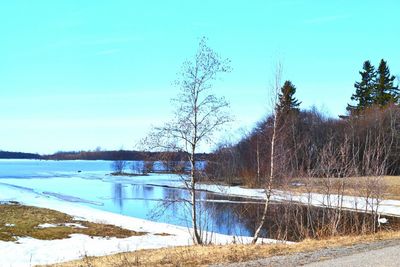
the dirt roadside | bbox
[212,238,400,267]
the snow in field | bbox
[2,180,399,266]
[197,183,400,217]
[106,172,400,217]
[1,160,399,266]
[0,184,278,267]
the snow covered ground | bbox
[103,170,400,217]
[197,183,400,217]
[2,181,399,266]
[1,160,399,266]
[0,184,278,267]
[103,173,400,217]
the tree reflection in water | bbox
[112,183,124,212]
[110,182,400,241]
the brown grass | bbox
[283,176,400,200]
[45,231,400,267]
[0,203,145,242]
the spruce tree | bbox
[276,80,301,115]
[373,59,399,106]
[347,60,376,113]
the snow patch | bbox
[64,223,87,229]
[35,223,87,229]
[36,223,57,228]
[0,183,280,266]
[196,183,400,217]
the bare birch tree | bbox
[252,63,282,244]
[144,37,231,244]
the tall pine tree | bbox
[373,59,399,106]
[276,80,301,115]
[347,60,376,113]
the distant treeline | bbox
[0,150,209,161]
[0,151,42,159]
[44,150,209,161]
[44,150,146,161]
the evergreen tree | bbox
[276,80,301,114]
[373,59,399,106]
[347,60,376,113]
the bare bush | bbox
[111,160,127,174]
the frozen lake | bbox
[2,159,397,242]
[0,159,261,237]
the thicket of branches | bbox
[207,104,400,185]
[205,59,399,241]
[142,50,399,242]
[206,59,400,186]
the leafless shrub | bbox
[111,160,127,174]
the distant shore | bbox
[0,149,209,161]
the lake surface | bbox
[0,160,262,237]
[2,160,396,241]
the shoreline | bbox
[0,183,278,266]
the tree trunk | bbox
[252,112,277,244]
[256,139,260,185]
[190,146,202,245]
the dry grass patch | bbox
[153,232,172,236]
[0,203,145,242]
[47,231,400,267]
[381,176,400,199]
[283,176,400,200]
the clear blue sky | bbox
[0,0,399,154]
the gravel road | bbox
[212,239,400,267]
[305,244,400,267]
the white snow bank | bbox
[0,184,279,267]
[104,173,400,217]
[197,183,400,217]
[36,223,58,228]
[64,223,87,229]
[36,223,87,229]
